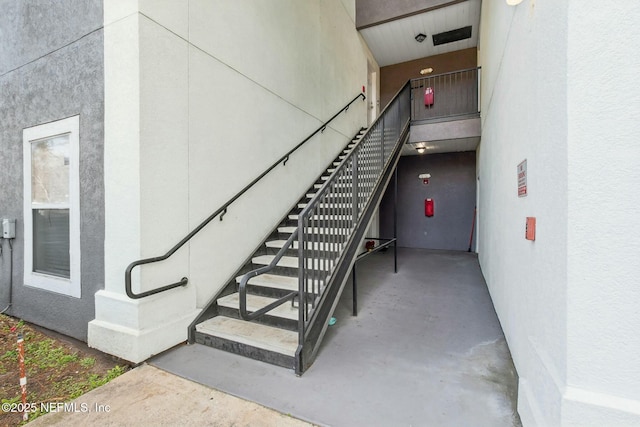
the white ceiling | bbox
[359,0,481,67]
[401,136,480,156]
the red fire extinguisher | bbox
[424,87,434,107]
[425,198,434,217]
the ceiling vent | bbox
[432,26,472,46]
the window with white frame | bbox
[23,116,81,297]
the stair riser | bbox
[306,193,371,201]
[237,283,320,302]
[194,332,295,369]
[217,305,299,332]
[284,218,355,229]
[250,263,333,277]
[242,282,295,299]
[265,246,341,258]
[251,263,300,278]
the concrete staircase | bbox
[193,128,368,369]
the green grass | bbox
[2,338,79,373]
[0,314,129,425]
[80,357,95,368]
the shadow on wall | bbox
[380,151,476,251]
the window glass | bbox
[31,135,70,204]
[32,209,70,278]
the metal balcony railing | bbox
[410,67,480,122]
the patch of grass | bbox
[79,357,95,368]
[0,313,130,426]
[89,365,126,387]
[1,395,21,405]
[26,339,78,370]
[1,348,18,362]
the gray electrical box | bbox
[2,219,16,239]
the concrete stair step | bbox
[217,293,300,321]
[298,202,355,209]
[195,316,297,361]
[265,239,343,252]
[305,191,370,199]
[288,213,352,221]
[235,272,298,292]
[278,226,351,236]
[234,271,325,298]
[253,254,298,269]
[252,254,334,270]
[315,182,351,189]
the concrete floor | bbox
[152,248,521,427]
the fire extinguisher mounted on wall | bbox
[424,87,434,107]
[425,198,434,217]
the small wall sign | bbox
[517,159,527,197]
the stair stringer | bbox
[296,121,410,374]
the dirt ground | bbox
[0,314,128,426]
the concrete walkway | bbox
[29,364,313,427]
[153,248,521,426]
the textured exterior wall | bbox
[0,0,104,340]
[478,0,640,425]
[478,0,569,425]
[91,0,376,362]
[563,1,640,425]
[380,152,476,250]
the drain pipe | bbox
[0,238,14,314]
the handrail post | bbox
[394,167,398,273]
[380,115,385,170]
[352,154,359,226]
[298,214,306,330]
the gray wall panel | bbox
[0,0,103,75]
[380,151,476,251]
[0,2,103,341]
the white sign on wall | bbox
[518,159,527,197]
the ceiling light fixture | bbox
[506,0,524,5]
[415,33,427,43]
[416,146,426,154]
[420,68,433,75]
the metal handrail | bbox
[409,66,480,82]
[125,92,366,299]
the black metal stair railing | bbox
[295,83,410,371]
[124,92,365,299]
[237,82,411,373]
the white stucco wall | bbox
[91,0,375,362]
[478,0,569,424]
[564,1,640,425]
[479,0,640,425]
